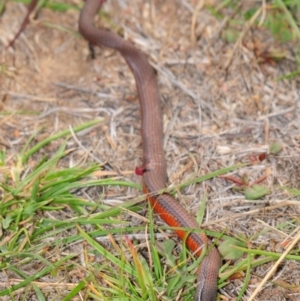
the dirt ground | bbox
[1,0,300,300]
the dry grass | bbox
[1,0,300,300]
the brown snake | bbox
[79,1,221,300]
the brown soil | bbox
[1,0,300,300]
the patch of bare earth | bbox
[1,0,300,300]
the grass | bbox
[6,0,300,78]
[1,0,300,300]
[8,0,300,42]
[1,122,300,300]
[203,0,300,78]
[0,120,242,300]
[206,0,300,43]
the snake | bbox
[79,1,221,300]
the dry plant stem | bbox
[258,0,267,27]
[224,6,262,71]
[2,91,56,102]
[79,1,221,300]
[203,199,299,227]
[190,0,204,45]
[7,0,38,48]
[247,228,300,301]
[0,280,78,289]
[69,125,104,164]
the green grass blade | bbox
[21,119,102,164]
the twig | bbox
[224,7,262,71]
[248,228,300,301]
[7,0,38,48]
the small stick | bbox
[7,0,38,48]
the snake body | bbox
[79,1,221,300]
